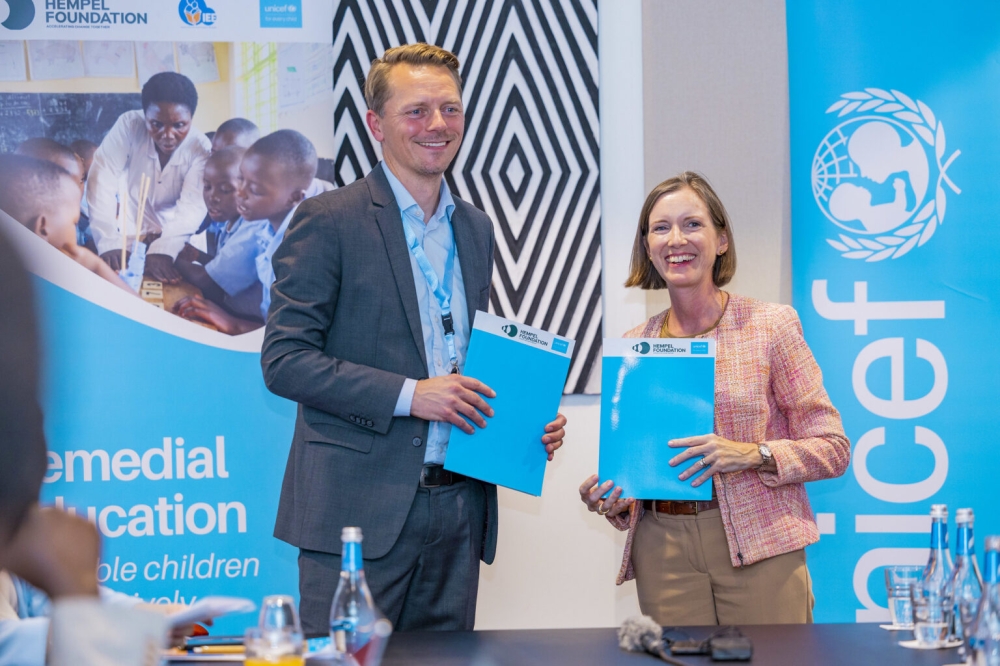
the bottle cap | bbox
[341,526,363,542]
[930,504,948,520]
[985,535,1000,552]
[956,508,974,524]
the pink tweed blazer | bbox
[610,293,850,584]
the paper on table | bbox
[444,311,574,496]
[168,596,256,628]
[599,338,716,501]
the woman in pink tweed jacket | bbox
[579,173,850,625]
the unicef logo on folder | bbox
[812,88,960,261]
[691,342,709,355]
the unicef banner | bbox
[788,3,1000,622]
[0,3,334,633]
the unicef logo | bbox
[179,0,216,26]
[812,88,960,261]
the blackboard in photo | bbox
[0,93,142,154]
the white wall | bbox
[641,0,791,313]
[475,0,792,630]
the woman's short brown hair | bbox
[625,171,737,289]
[364,43,462,117]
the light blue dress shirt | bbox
[382,163,470,465]
[255,206,297,322]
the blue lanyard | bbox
[401,217,459,373]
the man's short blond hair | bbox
[364,43,462,116]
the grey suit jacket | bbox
[261,166,499,562]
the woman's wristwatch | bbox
[756,444,776,471]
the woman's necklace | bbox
[660,291,729,339]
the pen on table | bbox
[191,645,245,654]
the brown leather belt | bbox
[419,465,466,488]
[643,499,720,515]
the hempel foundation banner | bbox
[0,0,334,633]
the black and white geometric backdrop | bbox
[331,0,602,394]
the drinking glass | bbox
[884,565,923,628]
[245,595,305,666]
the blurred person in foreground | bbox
[579,172,850,625]
[0,226,168,664]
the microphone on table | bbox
[617,615,689,665]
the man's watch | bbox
[756,444,774,470]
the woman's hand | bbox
[668,434,762,487]
[579,474,634,518]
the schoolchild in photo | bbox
[174,129,317,334]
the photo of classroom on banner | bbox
[0,40,338,337]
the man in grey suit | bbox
[261,43,567,634]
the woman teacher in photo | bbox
[87,72,210,283]
[580,172,850,624]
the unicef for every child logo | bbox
[812,88,960,261]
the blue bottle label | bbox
[957,525,972,556]
[931,521,948,551]
[986,551,1000,585]
[342,542,362,573]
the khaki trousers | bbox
[632,508,814,625]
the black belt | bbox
[643,499,720,515]
[419,465,465,488]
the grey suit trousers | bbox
[297,479,487,635]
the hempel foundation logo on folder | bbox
[444,311,574,496]
[599,338,716,501]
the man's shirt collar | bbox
[381,161,455,225]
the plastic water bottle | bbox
[972,536,1000,666]
[924,504,954,591]
[329,527,378,659]
[951,509,983,655]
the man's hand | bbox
[541,412,567,461]
[100,250,127,272]
[0,504,99,599]
[410,375,496,434]
[146,253,181,283]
